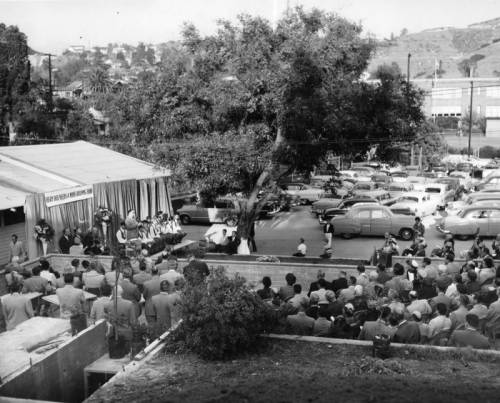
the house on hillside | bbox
[54,80,84,99]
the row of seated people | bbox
[256,261,500,349]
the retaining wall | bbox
[0,321,108,403]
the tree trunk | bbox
[235,127,284,254]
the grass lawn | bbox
[87,339,500,403]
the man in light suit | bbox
[152,280,180,332]
[1,282,34,330]
[56,273,87,335]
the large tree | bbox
[0,23,31,139]
[89,8,427,253]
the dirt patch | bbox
[87,340,500,403]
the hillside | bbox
[368,17,500,78]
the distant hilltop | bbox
[368,16,500,79]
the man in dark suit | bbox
[331,271,348,293]
[393,312,420,344]
[286,298,315,335]
[58,228,73,254]
[308,270,332,296]
[120,272,141,318]
[448,314,490,349]
[358,306,394,341]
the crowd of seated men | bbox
[257,258,500,350]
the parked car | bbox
[390,171,409,183]
[330,204,416,240]
[424,183,454,210]
[281,183,324,204]
[385,192,437,217]
[177,198,239,225]
[387,182,414,198]
[352,182,377,195]
[318,196,378,224]
[435,177,460,192]
[475,174,500,191]
[371,174,393,188]
[437,206,500,239]
[311,194,344,216]
[357,189,392,204]
[446,192,500,215]
[448,171,474,190]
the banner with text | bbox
[45,185,93,207]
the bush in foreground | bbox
[167,266,276,360]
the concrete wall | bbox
[0,321,107,403]
[197,259,363,287]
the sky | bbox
[1,0,500,53]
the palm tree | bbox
[88,67,111,93]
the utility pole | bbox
[46,53,54,111]
[407,53,411,82]
[467,73,474,159]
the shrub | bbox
[167,265,276,360]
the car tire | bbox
[399,228,413,241]
[180,215,191,225]
[340,232,353,239]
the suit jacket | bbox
[286,312,315,335]
[448,329,490,349]
[59,235,73,254]
[22,276,49,294]
[104,297,137,339]
[121,279,141,316]
[56,285,86,319]
[323,223,334,234]
[151,292,178,330]
[1,293,34,330]
[358,320,395,341]
[142,277,162,318]
[393,321,420,344]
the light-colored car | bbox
[390,171,409,183]
[424,183,454,210]
[282,183,324,204]
[318,197,379,224]
[449,171,474,190]
[437,206,500,239]
[387,182,415,198]
[330,204,416,240]
[177,198,239,225]
[386,192,437,217]
[446,192,500,215]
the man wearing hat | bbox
[448,314,490,349]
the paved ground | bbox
[182,206,477,260]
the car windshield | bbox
[425,188,441,193]
[388,186,403,191]
[398,196,418,203]
[355,184,371,190]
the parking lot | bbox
[181,205,477,260]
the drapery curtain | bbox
[25,176,172,260]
